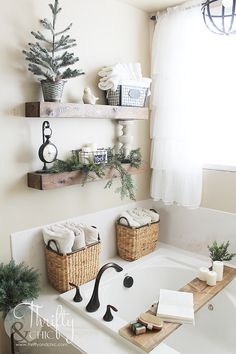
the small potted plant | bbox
[23,0,84,102]
[208,240,236,263]
[208,240,236,281]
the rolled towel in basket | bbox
[63,222,86,251]
[141,209,160,223]
[79,224,99,245]
[127,209,152,226]
[43,224,75,254]
[119,211,141,227]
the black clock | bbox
[38,121,58,171]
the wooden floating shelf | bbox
[119,265,236,353]
[27,163,147,190]
[25,102,149,120]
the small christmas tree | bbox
[23,0,84,83]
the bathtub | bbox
[59,247,236,354]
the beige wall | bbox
[202,169,236,213]
[0,1,150,352]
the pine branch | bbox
[53,43,77,52]
[60,68,85,79]
[55,23,73,37]
[49,0,61,15]
[31,31,52,44]
[28,64,55,81]
[54,35,76,51]
[40,18,54,34]
[55,52,79,68]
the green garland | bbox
[49,147,142,200]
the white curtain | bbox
[150,1,205,208]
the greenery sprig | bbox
[0,261,40,318]
[208,240,236,262]
[23,0,84,82]
[49,147,142,200]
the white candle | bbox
[213,261,224,281]
[198,267,210,281]
[206,270,217,286]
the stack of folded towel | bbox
[42,222,99,254]
[119,208,159,227]
[98,62,151,93]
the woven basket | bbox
[116,211,159,261]
[45,237,100,293]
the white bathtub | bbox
[59,248,236,354]
[165,279,236,354]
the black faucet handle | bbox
[103,304,118,322]
[69,282,83,303]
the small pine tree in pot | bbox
[23,0,84,102]
[208,240,236,263]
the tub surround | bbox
[11,202,236,353]
[155,202,236,265]
[12,234,236,354]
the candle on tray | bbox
[198,267,210,281]
[213,261,224,281]
[206,270,217,286]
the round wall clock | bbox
[38,121,58,171]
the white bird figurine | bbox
[82,87,99,105]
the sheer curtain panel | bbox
[150,1,204,208]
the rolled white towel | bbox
[119,211,140,227]
[73,235,86,251]
[98,66,116,77]
[79,224,99,245]
[63,222,86,251]
[98,80,114,91]
[98,75,121,92]
[141,209,160,223]
[127,209,152,226]
[43,224,75,254]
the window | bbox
[200,33,236,170]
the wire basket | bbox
[106,85,148,107]
[116,211,159,261]
[45,236,100,293]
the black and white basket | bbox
[106,85,148,107]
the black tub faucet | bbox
[85,262,123,313]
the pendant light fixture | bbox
[202,0,236,35]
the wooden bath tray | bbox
[119,265,236,353]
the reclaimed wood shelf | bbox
[25,102,149,120]
[27,163,147,190]
[119,265,236,353]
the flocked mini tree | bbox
[23,0,84,101]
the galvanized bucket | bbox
[41,80,66,102]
